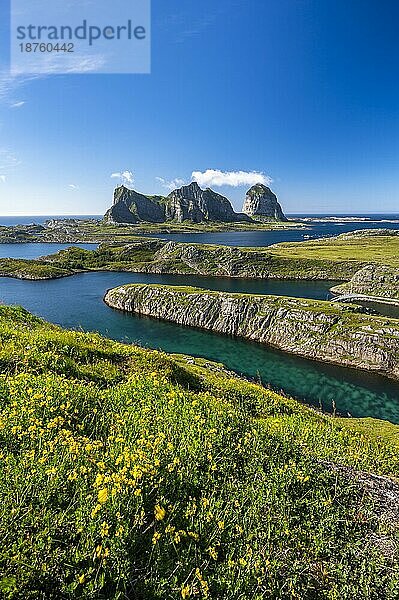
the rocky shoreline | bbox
[0,216,302,246]
[0,239,362,281]
[331,264,399,299]
[104,284,399,380]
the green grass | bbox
[271,235,399,268]
[0,241,363,282]
[1,225,398,289]
[0,258,73,279]
[2,229,397,283]
[0,305,398,598]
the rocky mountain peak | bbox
[104,181,252,224]
[168,181,203,200]
[242,184,287,221]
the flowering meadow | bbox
[0,306,398,599]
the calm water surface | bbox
[0,243,97,260]
[1,214,399,248]
[0,216,101,226]
[356,301,399,320]
[1,271,399,423]
[144,217,399,247]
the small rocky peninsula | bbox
[104,284,399,379]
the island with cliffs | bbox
[104,181,288,225]
[0,182,296,246]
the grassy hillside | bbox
[0,306,398,598]
[0,241,363,281]
[1,230,397,282]
[272,233,399,268]
[0,258,72,280]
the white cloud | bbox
[156,177,186,191]
[192,169,273,188]
[0,149,20,172]
[0,175,6,183]
[0,72,42,102]
[10,101,25,108]
[68,184,79,190]
[111,170,135,186]
[9,55,106,78]
[0,54,105,102]
[0,74,20,100]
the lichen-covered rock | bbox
[150,241,273,277]
[132,241,358,280]
[332,265,399,299]
[242,184,287,221]
[104,284,399,379]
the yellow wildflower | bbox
[154,504,166,521]
[100,521,110,537]
[235,525,244,534]
[152,531,161,545]
[195,569,209,597]
[94,473,104,487]
[115,525,124,538]
[98,488,108,504]
[181,585,190,599]
[174,531,181,544]
[78,574,85,584]
[91,504,102,518]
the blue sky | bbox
[0,0,398,215]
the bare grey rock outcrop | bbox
[104,284,399,379]
[165,182,251,223]
[242,184,287,221]
[331,264,399,300]
[110,239,358,280]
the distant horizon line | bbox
[1,212,398,218]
